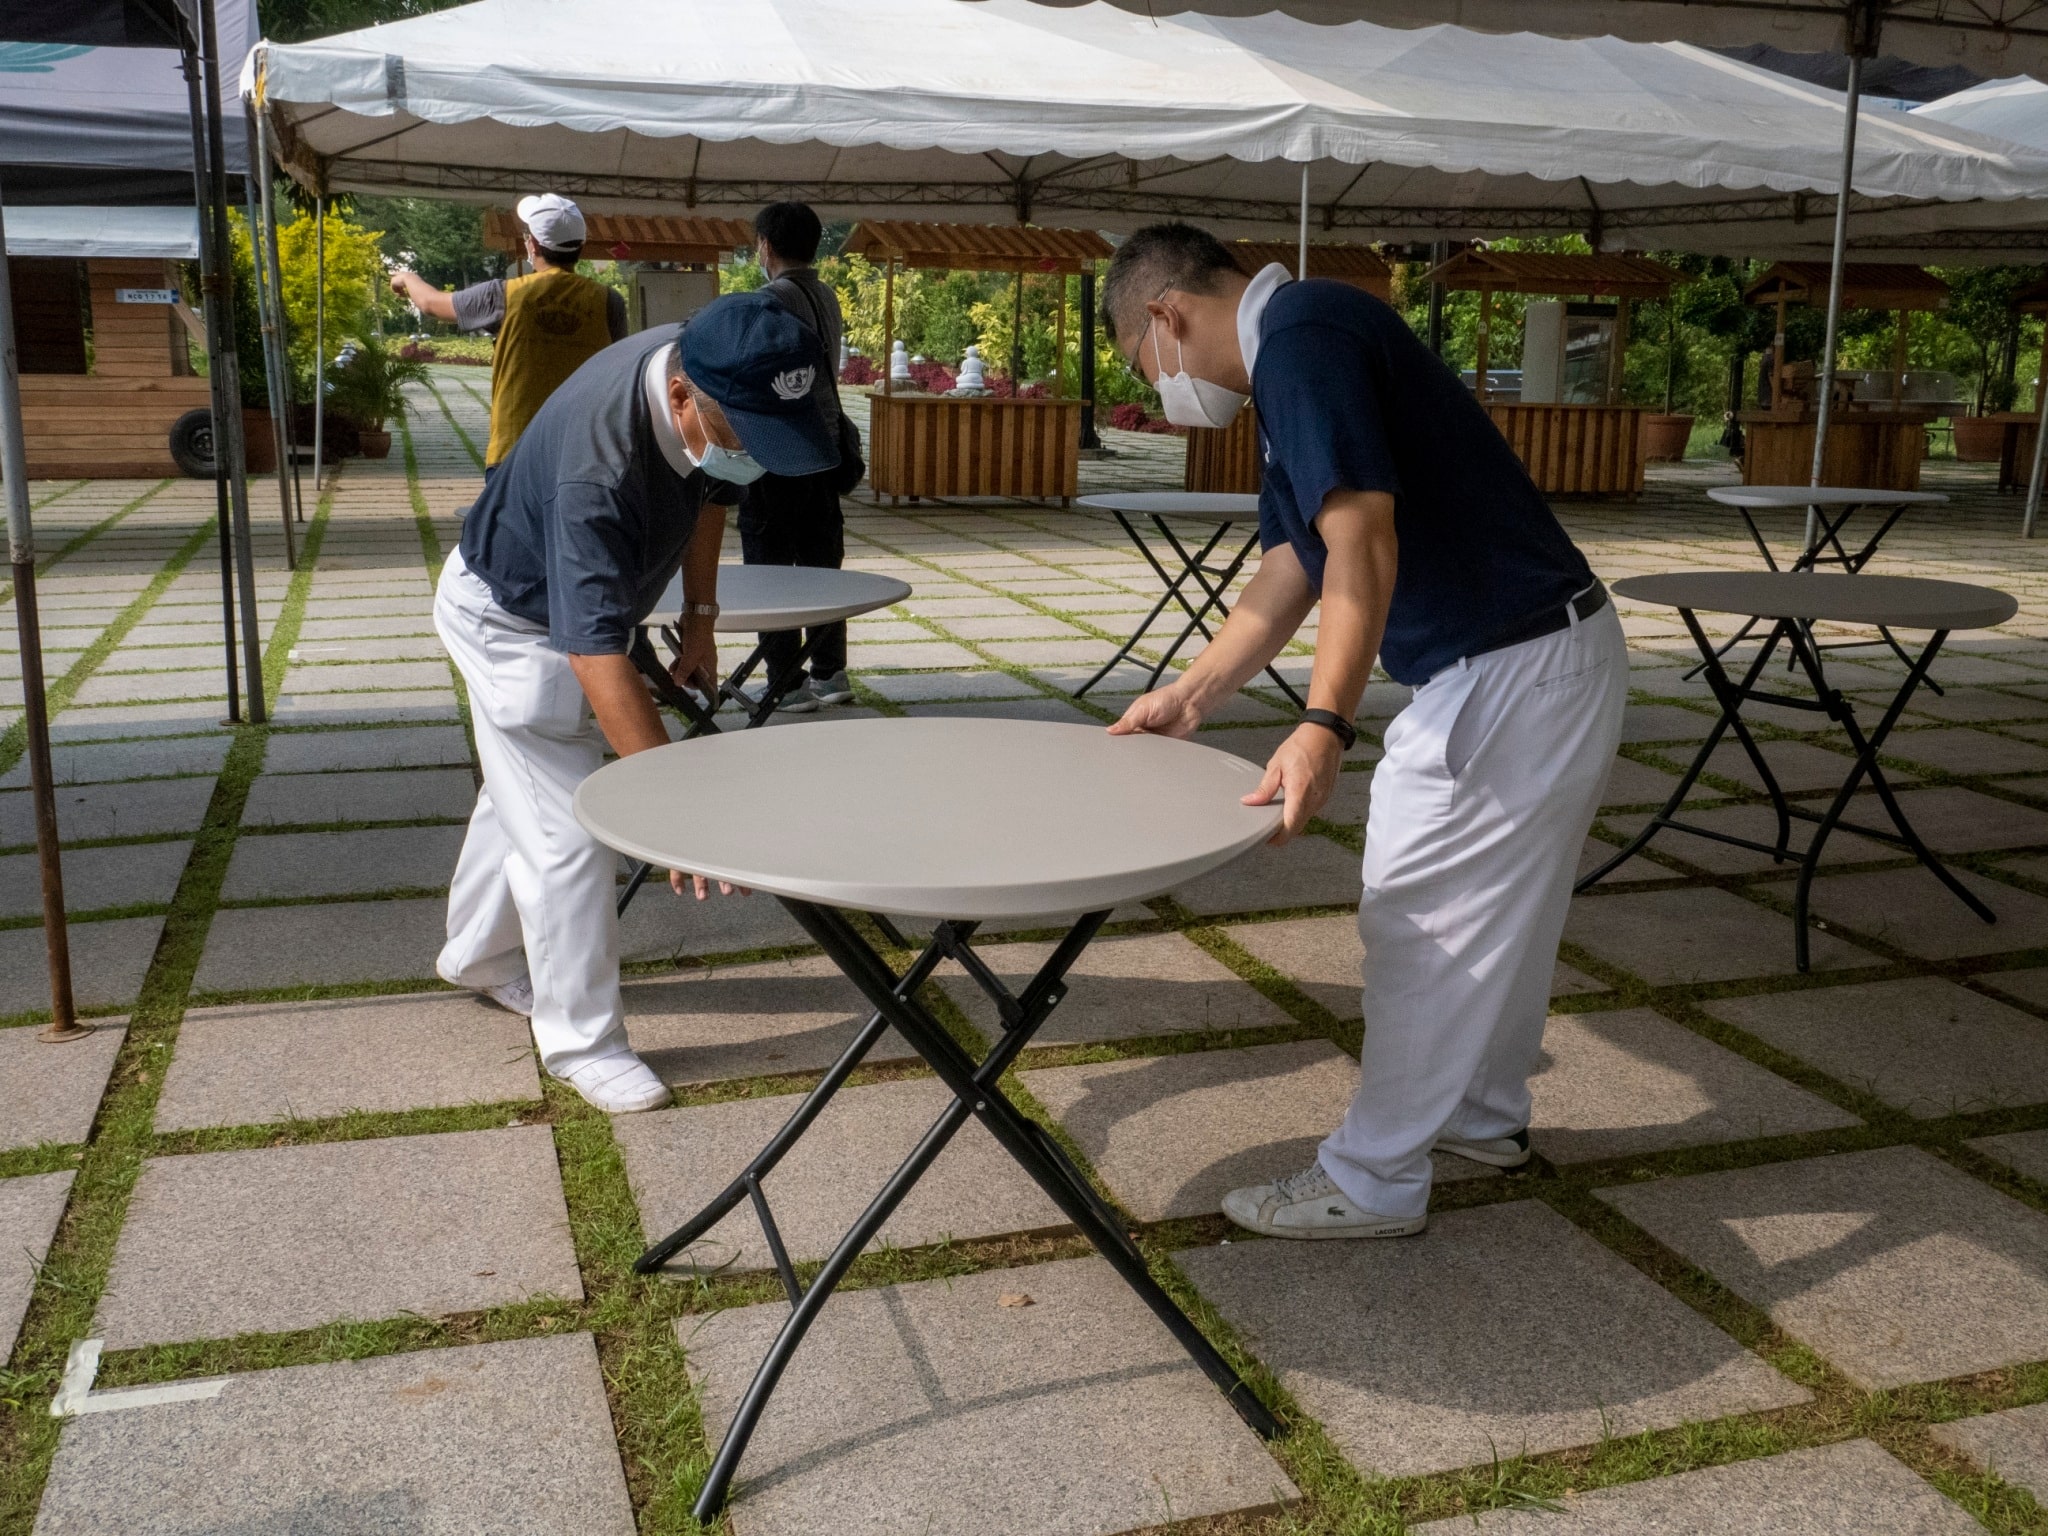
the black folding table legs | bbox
[636,903,1283,1521]
[1579,605,1989,971]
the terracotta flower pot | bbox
[1639,412,1694,463]
[357,428,393,460]
[1953,415,2007,462]
[240,408,277,474]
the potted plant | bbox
[325,332,430,459]
[1640,298,1694,462]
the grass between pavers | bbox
[397,408,474,754]
[421,373,487,472]
[0,479,168,613]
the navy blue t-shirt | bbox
[1252,279,1594,685]
[458,327,738,654]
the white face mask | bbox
[1148,317,1249,430]
[685,433,767,486]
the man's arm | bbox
[667,501,727,698]
[1244,490,1398,843]
[389,270,458,324]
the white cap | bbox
[516,193,587,252]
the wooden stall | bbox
[10,255,210,478]
[1422,248,1682,497]
[1978,276,2048,492]
[1184,242,1394,494]
[842,221,1112,505]
[1739,261,1947,491]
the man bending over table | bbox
[435,291,838,1113]
[1101,224,1626,1238]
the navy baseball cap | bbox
[678,291,838,477]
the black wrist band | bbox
[1300,708,1357,752]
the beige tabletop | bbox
[1707,486,1949,510]
[573,717,1283,919]
[1616,571,2016,631]
[655,565,911,633]
[1077,492,1262,523]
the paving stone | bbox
[0,839,188,918]
[32,1333,635,1536]
[1889,726,2048,776]
[859,669,1034,702]
[1706,977,2048,1118]
[262,723,473,773]
[1316,767,1372,825]
[222,825,465,899]
[617,882,810,961]
[1169,832,1361,916]
[0,1170,72,1356]
[70,668,223,706]
[192,898,445,993]
[1416,1438,1982,1534]
[940,931,1290,1044]
[1808,867,2048,960]
[0,776,214,845]
[241,766,474,827]
[620,953,918,1086]
[1178,1198,1807,1478]
[156,993,540,1130]
[1877,785,2048,853]
[51,700,233,739]
[940,613,1088,640]
[0,734,228,788]
[267,689,462,725]
[281,659,455,694]
[614,1075,1067,1274]
[1600,1145,2048,1389]
[0,918,158,1013]
[903,696,1100,724]
[1601,754,1688,807]
[1565,885,1870,983]
[1908,687,2048,725]
[842,639,981,669]
[1930,1401,2048,1504]
[1620,703,1718,744]
[1967,1128,2048,1184]
[294,613,438,640]
[1602,802,1893,875]
[1529,1007,1858,1163]
[95,1126,580,1347]
[1703,737,1867,794]
[289,634,447,662]
[684,1256,1299,1536]
[1023,1039,1494,1222]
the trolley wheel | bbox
[168,409,216,479]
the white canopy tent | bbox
[250,0,2048,254]
[0,203,200,259]
[1918,74,2048,146]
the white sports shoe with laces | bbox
[1221,1162,1427,1240]
[554,1053,673,1113]
[482,974,535,1018]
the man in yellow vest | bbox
[390,194,626,479]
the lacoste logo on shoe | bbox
[771,366,816,401]
[1327,1206,1345,1216]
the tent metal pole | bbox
[180,21,240,724]
[2023,367,2048,539]
[253,109,303,535]
[1297,162,1309,280]
[1807,48,1865,546]
[0,182,81,1043]
[312,194,325,495]
[246,121,298,568]
[200,0,267,723]
[1078,265,1100,450]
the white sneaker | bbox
[1433,1128,1532,1169]
[483,975,534,1018]
[810,670,855,706]
[554,1053,673,1113]
[1221,1163,1427,1240]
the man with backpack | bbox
[745,201,859,712]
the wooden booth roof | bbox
[841,221,1114,273]
[483,211,752,264]
[1228,241,1391,296]
[1744,261,1950,311]
[1423,249,1681,299]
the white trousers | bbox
[434,549,628,1076]
[1320,598,1627,1219]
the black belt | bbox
[1469,580,1609,662]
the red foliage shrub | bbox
[840,354,877,386]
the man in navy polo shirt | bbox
[1102,224,1626,1238]
[434,291,837,1114]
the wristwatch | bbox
[1299,708,1357,752]
[682,601,719,620]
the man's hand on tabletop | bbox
[1245,722,1343,845]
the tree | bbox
[1935,264,2045,414]
[353,195,502,294]
[258,0,465,42]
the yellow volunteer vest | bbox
[484,268,615,465]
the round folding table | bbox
[1071,491,1304,706]
[617,564,911,912]
[1579,570,2017,971]
[574,716,1286,1520]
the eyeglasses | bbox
[1119,289,1173,378]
